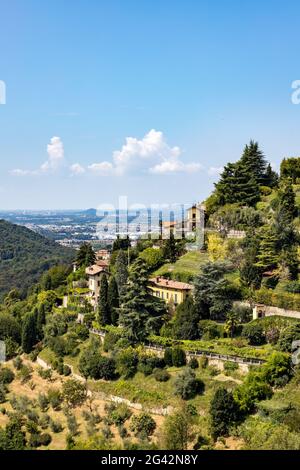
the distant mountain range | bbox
[0,219,75,299]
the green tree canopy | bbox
[118,258,166,343]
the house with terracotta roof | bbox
[148,276,193,306]
[96,249,111,261]
[85,264,109,306]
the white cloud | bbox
[41,136,64,172]
[88,161,114,175]
[11,168,36,176]
[11,136,65,176]
[87,129,202,176]
[11,130,205,179]
[151,159,202,174]
[70,163,86,175]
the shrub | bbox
[198,320,222,340]
[0,384,7,403]
[118,425,128,439]
[130,413,156,437]
[110,404,132,426]
[266,327,280,345]
[0,367,15,384]
[103,331,119,352]
[172,347,186,367]
[12,356,23,371]
[50,419,64,433]
[232,305,252,323]
[39,414,50,429]
[74,323,89,340]
[174,367,204,400]
[137,355,165,377]
[277,324,300,352]
[261,352,292,386]
[154,368,170,382]
[62,379,87,408]
[115,347,139,378]
[233,372,273,413]
[48,388,63,411]
[164,347,173,367]
[224,361,239,373]
[210,387,241,440]
[242,323,266,345]
[189,358,199,369]
[67,414,79,436]
[29,432,52,448]
[38,393,49,412]
[39,433,52,447]
[284,281,300,294]
[98,357,116,380]
[38,368,52,381]
[48,336,66,357]
[63,365,72,376]
[199,356,208,369]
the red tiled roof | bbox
[149,276,193,291]
[85,265,106,276]
[96,260,109,268]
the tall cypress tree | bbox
[115,250,128,300]
[98,274,111,325]
[162,231,177,263]
[21,311,38,353]
[36,303,46,340]
[118,258,166,343]
[108,276,119,325]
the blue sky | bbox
[1,0,300,209]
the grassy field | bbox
[88,367,240,406]
[153,251,209,282]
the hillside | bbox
[0,219,75,299]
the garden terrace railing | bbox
[90,328,265,366]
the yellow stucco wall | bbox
[149,286,191,305]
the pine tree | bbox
[115,250,128,300]
[98,274,111,325]
[255,226,279,271]
[239,230,262,289]
[118,258,166,343]
[239,140,267,186]
[76,243,96,268]
[209,387,240,440]
[21,311,38,353]
[173,296,199,340]
[265,163,279,188]
[112,236,131,252]
[194,262,233,321]
[214,141,269,208]
[107,276,119,325]
[277,179,297,223]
